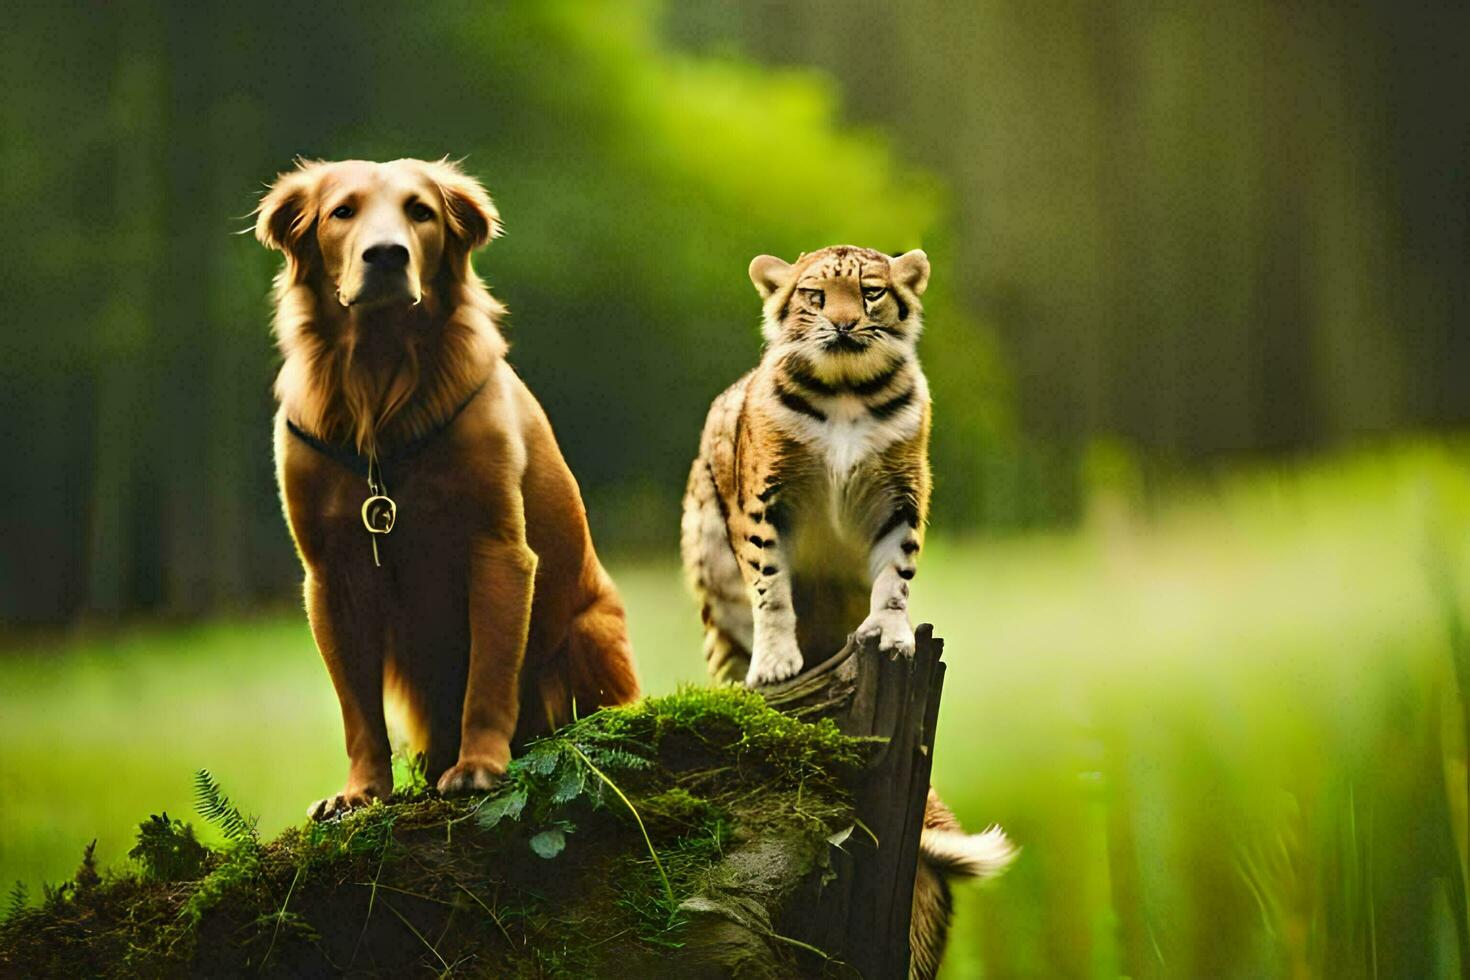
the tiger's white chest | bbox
[818,397,891,475]
[782,384,927,478]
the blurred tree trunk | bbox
[201,15,271,611]
[675,0,1470,481]
[86,8,165,616]
[155,2,217,615]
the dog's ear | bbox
[424,159,501,251]
[255,160,326,255]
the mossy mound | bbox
[0,688,865,978]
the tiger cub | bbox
[682,244,932,686]
[682,246,1016,979]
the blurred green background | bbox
[3,1,1469,976]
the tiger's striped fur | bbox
[681,245,932,685]
[681,246,1015,978]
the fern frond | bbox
[583,745,655,772]
[193,769,259,845]
[4,881,26,922]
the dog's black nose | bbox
[363,242,409,270]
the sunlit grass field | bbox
[4,443,1470,976]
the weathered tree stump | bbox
[761,623,947,978]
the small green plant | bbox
[74,840,100,891]
[130,814,209,883]
[392,750,431,797]
[3,881,27,922]
[179,769,264,927]
[474,726,657,855]
[192,768,258,845]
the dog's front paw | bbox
[745,632,804,687]
[437,759,505,797]
[856,610,915,657]
[307,783,386,821]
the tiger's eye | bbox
[863,287,887,302]
[800,288,825,309]
[331,205,355,219]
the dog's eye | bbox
[330,205,354,220]
[408,202,435,223]
[863,287,887,303]
[799,288,824,310]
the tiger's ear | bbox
[254,160,326,254]
[424,159,501,251]
[748,254,793,299]
[891,249,930,297]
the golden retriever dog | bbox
[255,158,640,819]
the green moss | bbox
[0,688,864,977]
[575,685,865,783]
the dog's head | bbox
[255,158,500,310]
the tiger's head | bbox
[749,245,930,382]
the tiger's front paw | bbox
[745,632,804,687]
[856,609,915,657]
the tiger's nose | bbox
[363,242,409,270]
[832,319,858,333]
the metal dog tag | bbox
[362,494,397,535]
[362,493,396,567]
[362,451,395,567]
